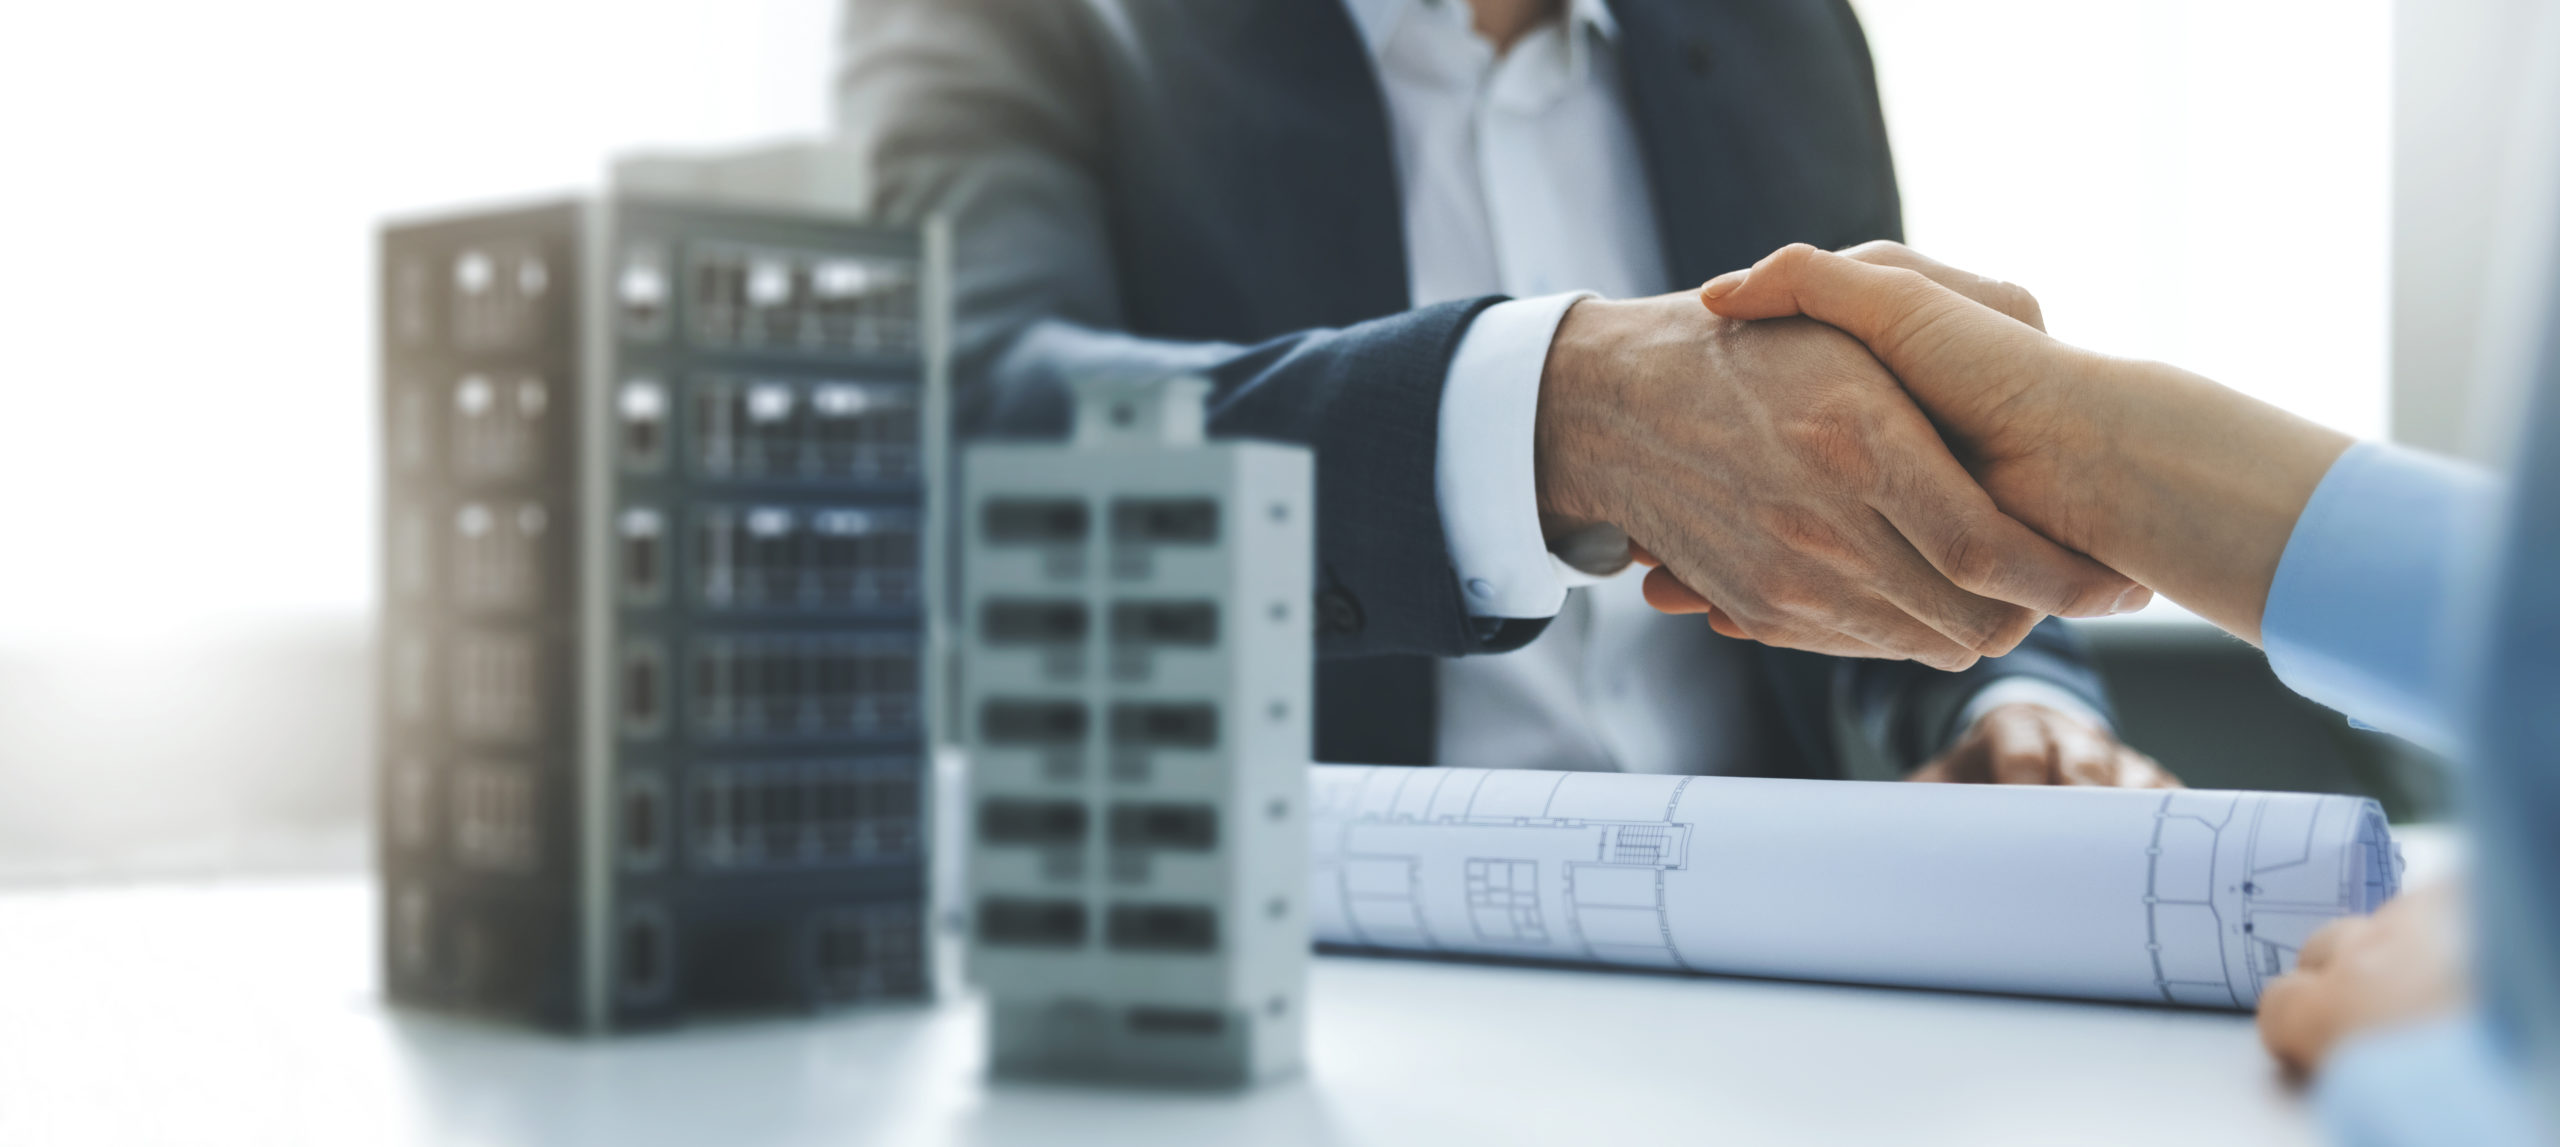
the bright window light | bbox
[0,0,839,641]
[1853,0,2392,440]
[0,1,2389,641]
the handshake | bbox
[1538,241,2312,667]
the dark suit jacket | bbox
[838,0,2113,777]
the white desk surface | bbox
[5,839,2468,1147]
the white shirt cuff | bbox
[1957,678,2112,734]
[1436,291,1596,619]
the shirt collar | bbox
[1343,0,1619,70]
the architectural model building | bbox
[961,376,1312,1085]
[378,190,948,1030]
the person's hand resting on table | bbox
[1909,701,2181,787]
[2258,882,2472,1076]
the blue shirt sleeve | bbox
[2265,443,2546,1144]
[2259,441,2500,751]
[2314,1012,2539,1147]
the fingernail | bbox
[2109,586,2151,615]
[1700,270,1748,300]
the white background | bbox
[0,1,2394,876]
[0,0,2389,641]
[1858,0,2391,442]
[0,0,838,642]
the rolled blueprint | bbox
[1309,766,2401,1008]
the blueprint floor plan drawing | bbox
[1309,766,2401,1009]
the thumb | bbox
[1698,243,1993,366]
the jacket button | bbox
[1315,590,1364,636]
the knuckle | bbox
[1924,595,2023,657]
[1876,264,1933,293]
[1972,606,2040,656]
[1997,280,2046,329]
[1870,269,1957,354]
[1938,611,2000,657]
[1768,242,1824,271]
[1839,239,1906,265]
[1933,519,2004,593]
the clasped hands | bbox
[1535,240,2176,788]
[1537,240,2145,666]
[1567,239,2455,1070]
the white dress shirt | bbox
[1344,0,2097,773]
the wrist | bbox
[1955,341,2124,558]
[1533,296,1633,527]
[2035,347,2136,551]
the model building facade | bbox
[378,196,947,1030]
[962,376,1312,1084]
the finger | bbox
[2049,717,2120,786]
[2297,917,2369,974]
[1906,757,1955,783]
[1641,566,1712,612]
[1636,533,1930,659]
[1702,244,2016,368]
[1658,499,2037,660]
[1795,588,1986,672]
[1641,569,1769,646]
[1833,240,2047,332]
[1983,709,2058,785]
[1706,590,1912,662]
[1662,497,1992,668]
[1699,581,1954,663]
[1627,541,1661,568]
[1851,505,2050,656]
[1865,407,2145,622]
[1650,521,1981,666]
[2256,972,2332,1075]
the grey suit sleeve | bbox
[836,0,1142,419]
[835,0,1540,659]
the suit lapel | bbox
[1114,0,1413,331]
[1610,0,1777,288]
[1610,0,1904,287]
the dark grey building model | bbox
[379,197,947,1030]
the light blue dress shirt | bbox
[2261,442,2499,754]
[2259,439,2542,1144]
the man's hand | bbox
[2258,883,2470,1076]
[1909,702,2182,787]
[1535,291,2144,671]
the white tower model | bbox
[961,375,1311,1085]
